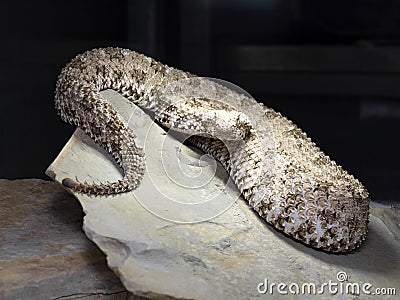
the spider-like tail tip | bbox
[62,177,79,189]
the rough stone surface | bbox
[0,179,148,299]
[45,90,400,299]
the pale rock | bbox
[46,90,400,300]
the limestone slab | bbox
[46,90,400,299]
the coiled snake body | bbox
[55,47,370,253]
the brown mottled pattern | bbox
[55,47,370,253]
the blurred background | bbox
[0,0,399,201]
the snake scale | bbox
[55,47,370,253]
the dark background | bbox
[1,0,399,201]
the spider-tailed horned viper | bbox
[55,47,370,253]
